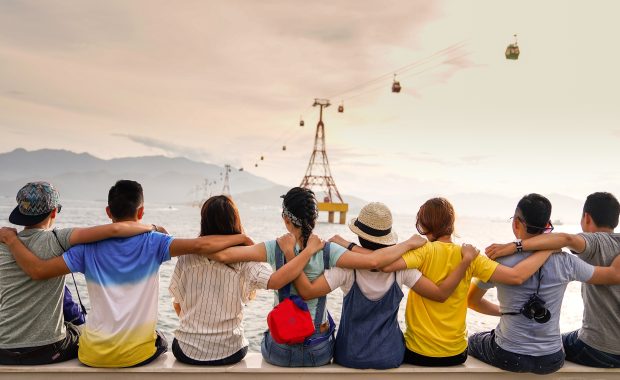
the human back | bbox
[486,250,593,355]
[403,240,495,356]
[169,195,272,364]
[0,228,70,349]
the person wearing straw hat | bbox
[278,202,480,369]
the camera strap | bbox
[501,268,543,316]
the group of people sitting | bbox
[0,180,619,374]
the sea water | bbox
[0,199,585,352]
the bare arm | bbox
[335,235,427,270]
[168,234,254,258]
[489,250,555,285]
[486,233,586,260]
[69,222,155,246]
[266,235,324,290]
[586,255,620,285]
[328,235,373,254]
[412,244,479,302]
[0,228,70,280]
[467,283,501,316]
[206,243,267,264]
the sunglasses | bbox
[57,204,62,214]
[510,216,554,233]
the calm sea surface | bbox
[0,198,585,352]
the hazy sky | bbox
[1,0,619,205]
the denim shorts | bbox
[563,330,620,368]
[261,330,334,367]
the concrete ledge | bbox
[1,353,619,380]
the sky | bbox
[1,0,620,208]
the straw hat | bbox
[348,202,398,246]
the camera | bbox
[520,293,551,323]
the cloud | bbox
[116,134,222,164]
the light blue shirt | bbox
[264,240,346,324]
[476,251,594,356]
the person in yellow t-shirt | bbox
[381,197,556,366]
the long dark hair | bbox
[200,195,242,236]
[282,187,318,249]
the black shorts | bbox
[0,322,80,365]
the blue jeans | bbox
[563,330,620,368]
[468,330,564,374]
[261,330,334,367]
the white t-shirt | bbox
[324,267,422,301]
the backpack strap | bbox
[52,230,88,317]
[274,242,291,302]
[313,242,331,331]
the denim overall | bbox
[261,243,336,367]
[334,271,405,369]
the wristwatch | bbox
[514,239,523,253]
[347,242,357,251]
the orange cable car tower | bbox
[300,98,348,224]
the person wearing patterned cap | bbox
[0,182,154,365]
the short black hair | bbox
[358,236,391,251]
[108,180,144,219]
[583,192,620,229]
[516,193,552,235]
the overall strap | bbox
[52,230,88,317]
[274,243,291,302]
[314,242,331,331]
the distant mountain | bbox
[0,148,274,203]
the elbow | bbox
[507,275,526,286]
[210,251,233,264]
[28,268,46,281]
[368,258,381,270]
[435,293,450,303]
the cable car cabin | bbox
[282,145,286,151]
[338,104,344,113]
[239,168,244,172]
[299,119,304,127]
[392,80,401,93]
[260,156,264,161]
[505,44,520,60]
[254,163,258,168]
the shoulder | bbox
[327,242,346,255]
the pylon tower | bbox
[300,98,348,224]
[222,164,232,196]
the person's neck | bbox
[111,217,139,223]
[436,235,452,243]
[24,221,52,230]
[593,227,614,233]
[519,232,538,240]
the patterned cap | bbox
[9,182,60,226]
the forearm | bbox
[70,222,153,245]
[523,233,573,252]
[436,259,472,299]
[492,250,554,285]
[470,298,501,316]
[196,234,248,255]
[373,241,423,268]
[267,249,314,290]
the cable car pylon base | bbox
[300,98,348,224]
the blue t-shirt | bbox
[264,240,346,324]
[476,251,594,356]
[62,232,173,367]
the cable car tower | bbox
[300,98,348,224]
[222,164,232,196]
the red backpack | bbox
[267,242,332,345]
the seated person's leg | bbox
[563,330,620,368]
[131,330,168,367]
[0,322,80,365]
[468,330,527,372]
[172,338,247,366]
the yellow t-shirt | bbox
[402,241,499,357]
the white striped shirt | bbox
[169,255,272,361]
